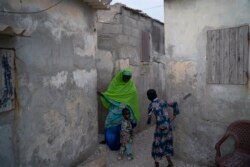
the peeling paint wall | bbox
[0,0,98,166]
[96,4,166,133]
[164,0,250,166]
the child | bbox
[146,89,179,167]
[118,108,134,160]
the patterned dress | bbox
[148,98,174,161]
[120,119,133,156]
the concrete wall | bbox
[164,0,250,166]
[0,1,98,166]
[97,4,166,133]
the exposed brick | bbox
[123,26,140,38]
[123,16,138,28]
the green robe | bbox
[100,68,140,121]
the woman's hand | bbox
[97,91,103,96]
[121,103,126,108]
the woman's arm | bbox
[97,91,103,97]
[99,93,123,108]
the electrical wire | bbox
[0,0,65,14]
[142,5,163,11]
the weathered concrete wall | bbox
[164,0,250,166]
[0,1,98,166]
[97,4,166,133]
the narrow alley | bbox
[0,0,250,167]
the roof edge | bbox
[113,3,164,25]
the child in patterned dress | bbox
[147,89,179,167]
[118,108,134,160]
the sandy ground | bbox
[79,126,202,167]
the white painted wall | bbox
[0,1,98,166]
[164,0,250,166]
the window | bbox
[152,24,164,54]
[207,25,249,84]
[0,49,15,112]
[141,31,151,62]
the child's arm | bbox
[147,116,152,125]
[147,104,153,125]
[130,128,133,138]
[166,101,179,121]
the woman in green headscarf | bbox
[98,68,140,150]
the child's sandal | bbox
[127,154,133,160]
[117,154,123,160]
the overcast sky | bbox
[111,0,164,22]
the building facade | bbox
[0,0,110,166]
[164,0,250,166]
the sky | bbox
[111,0,164,22]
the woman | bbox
[146,89,179,167]
[98,68,139,150]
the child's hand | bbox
[171,116,176,121]
[131,122,137,128]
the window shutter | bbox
[207,25,249,84]
[141,31,150,62]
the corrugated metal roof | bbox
[84,0,112,10]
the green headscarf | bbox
[101,68,140,121]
